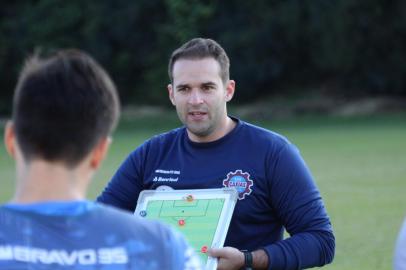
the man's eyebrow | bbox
[175,83,189,89]
[175,81,217,89]
[201,82,217,87]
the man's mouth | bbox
[188,111,208,120]
[189,111,207,116]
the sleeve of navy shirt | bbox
[97,142,148,212]
[264,142,335,270]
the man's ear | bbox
[225,80,236,102]
[168,84,176,106]
[4,121,16,159]
[89,137,111,170]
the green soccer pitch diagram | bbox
[135,188,238,270]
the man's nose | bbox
[188,89,204,104]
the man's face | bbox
[168,58,235,142]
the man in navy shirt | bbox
[98,38,335,270]
[0,49,200,270]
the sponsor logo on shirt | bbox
[155,169,180,175]
[153,176,179,182]
[222,170,254,200]
[153,169,180,182]
[0,245,128,266]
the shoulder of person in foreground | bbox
[96,127,184,211]
[94,203,202,270]
[394,218,406,270]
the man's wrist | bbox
[239,249,269,270]
[252,249,270,270]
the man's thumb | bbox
[208,247,231,257]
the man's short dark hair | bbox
[12,49,120,167]
[168,38,230,83]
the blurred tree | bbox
[0,0,405,114]
[141,0,216,105]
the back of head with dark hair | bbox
[12,49,120,167]
[168,38,230,83]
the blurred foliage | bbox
[0,0,405,114]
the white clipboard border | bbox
[135,188,238,270]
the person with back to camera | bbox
[0,49,201,270]
[394,218,406,270]
[98,38,335,270]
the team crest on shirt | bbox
[222,170,254,200]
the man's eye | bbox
[203,85,214,91]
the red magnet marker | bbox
[178,219,185,226]
[201,245,208,253]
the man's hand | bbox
[208,246,244,270]
[208,247,270,270]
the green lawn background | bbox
[0,112,405,270]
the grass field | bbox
[0,112,405,269]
